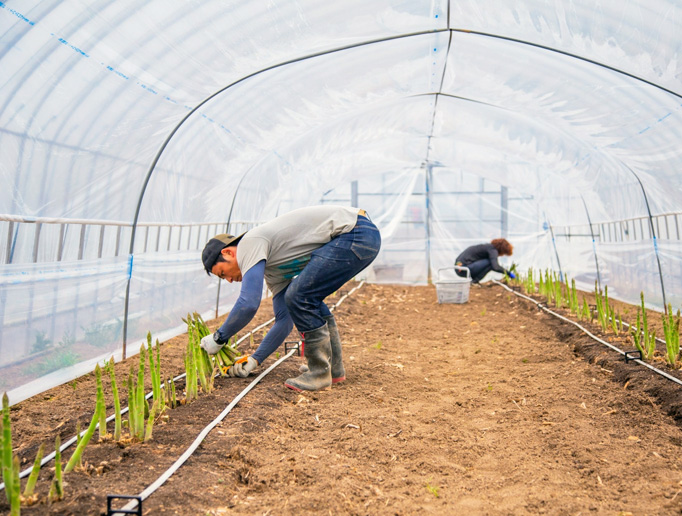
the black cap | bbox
[201,233,245,275]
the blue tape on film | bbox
[127,254,134,280]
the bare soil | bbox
[3,281,682,515]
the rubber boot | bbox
[285,324,332,391]
[299,315,345,383]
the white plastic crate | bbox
[435,266,471,304]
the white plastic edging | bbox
[493,280,682,388]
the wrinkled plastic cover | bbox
[1,0,682,403]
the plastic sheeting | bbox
[2,0,682,403]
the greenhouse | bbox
[2,1,682,514]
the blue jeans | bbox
[283,215,381,332]
[457,259,492,283]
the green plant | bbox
[48,435,63,502]
[31,329,52,354]
[146,333,165,414]
[524,268,535,294]
[631,295,656,361]
[144,400,160,442]
[81,321,122,348]
[23,442,45,501]
[65,397,100,473]
[594,282,607,332]
[58,330,75,348]
[372,341,382,350]
[582,297,591,321]
[426,480,439,498]
[95,364,107,440]
[640,292,656,360]
[184,314,211,394]
[24,349,80,376]
[74,421,83,469]
[610,305,619,335]
[105,358,122,440]
[165,377,178,409]
[134,345,146,440]
[569,279,579,314]
[662,304,681,368]
[2,392,20,514]
[127,368,137,435]
[184,313,239,384]
[506,262,519,285]
[551,272,558,306]
[10,456,19,515]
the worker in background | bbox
[199,205,381,391]
[455,238,515,284]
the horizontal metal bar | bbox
[0,214,254,228]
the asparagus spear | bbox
[65,400,100,473]
[23,442,45,499]
[95,364,107,440]
[106,358,122,441]
[48,436,63,502]
[2,393,13,504]
[10,455,19,515]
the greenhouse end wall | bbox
[2,0,682,403]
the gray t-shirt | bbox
[237,205,360,295]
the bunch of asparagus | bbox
[183,312,240,401]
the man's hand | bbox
[507,271,516,279]
[200,332,223,355]
[228,355,258,377]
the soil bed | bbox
[3,282,682,515]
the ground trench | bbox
[3,281,682,515]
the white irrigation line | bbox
[0,315,278,492]
[332,280,365,311]
[493,280,682,388]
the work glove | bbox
[200,332,224,355]
[228,355,259,378]
[507,271,516,279]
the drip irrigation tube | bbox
[111,280,365,515]
[493,280,682,388]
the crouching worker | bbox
[455,238,515,284]
[200,205,381,391]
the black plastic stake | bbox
[624,350,643,363]
[107,494,142,516]
[284,340,301,356]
